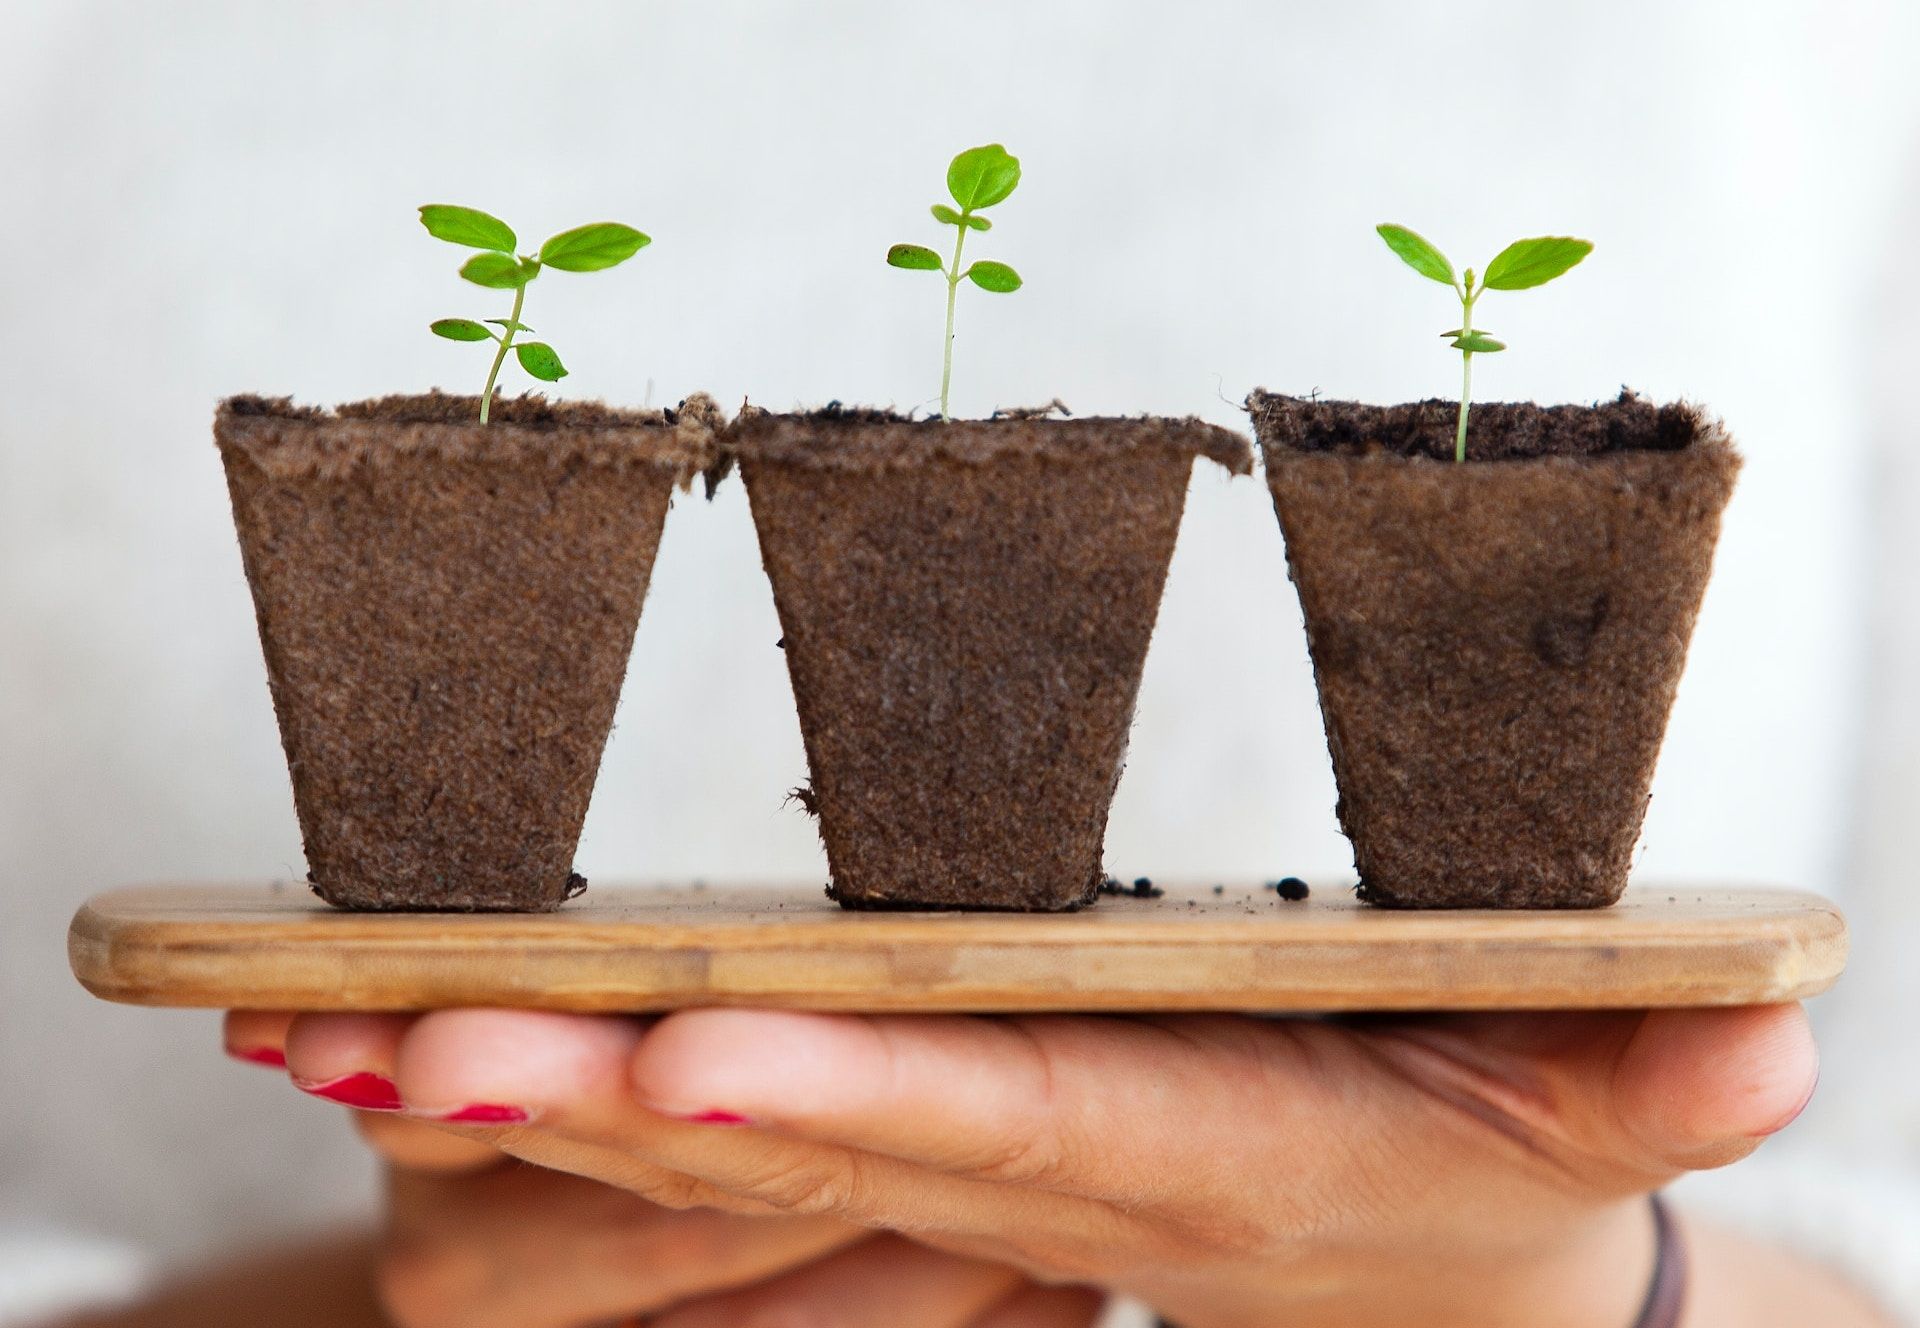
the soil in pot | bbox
[215,392,720,911]
[1249,390,1739,909]
[730,406,1251,911]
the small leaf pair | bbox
[886,144,1025,420]
[420,205,652,423]
[1376,224,1593,461]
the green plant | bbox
[420,205,651,424]
[886,145,1024,421]
[1376,224,1593,462]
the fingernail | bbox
[294,1072,405,1112]
[227,1046,287,1068]
[422,1103,532,1125]
[663,1108,754,1126]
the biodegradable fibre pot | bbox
[730,407,1252,911]
[215,392,721,912]
[1249,390,1740,910]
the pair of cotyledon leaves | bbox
[886,144,1024,294]
[421,204,650,383]
[1376,223,1592,354]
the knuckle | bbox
[739,1151,872,1218]
[962,1126,1072,1187]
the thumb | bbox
[1611,1004,1819,1173]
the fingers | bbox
[1610,1004,1818,1170]
[647,1233,1024,1328]
[224,1010,295,1067]
[629,1009,1336,1209]
[382,1009,1150,1255]
[379,1163,859,1328]
[285,1013,419,1111]
[1371,1005,1820,1187]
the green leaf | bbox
[1376,223,1455,285]
[429,318,493,341]
[419,205,516,252]
[963,215,991,231]
[515,342,568,381]
[947,144,1021,211]
[539,222,651,272]
[966,260,1022,293]
[485,318,535,332]
[1482,236,1593,290]
[887,243,943,271]
[460,252,535,289]
[1450,333,1507,353]
[931,203,964,226]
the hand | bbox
[259,1005,1819,1328]
[226,1012,1103,1328]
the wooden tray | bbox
[67,883,1847,1013]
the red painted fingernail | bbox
[671,1109,753,1126]
[429,1103,531,1124]
[294,1072,405,1112]
[227,1046,287,1068]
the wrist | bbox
[1425,1198,1658,1328]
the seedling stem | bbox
[1455,269,1478,464]
[419,205,652,424]
[1374,224,1593,461]
[940,222,971,420]
[886,145,1024,421]
[479,283,528,426]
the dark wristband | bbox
[1632,1193,1689,1328]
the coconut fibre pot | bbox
[1249,390,1739,910]
[730,407,1252,911]
[215,392,721,912]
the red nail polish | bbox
[675,1109,752,1126]
[432,1103,531,1124]
[295,1072,405,1112]
[227,1046,287,1068]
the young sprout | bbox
[886,144,1024,421]
[1375,224,1593,462]
[419,205,651,424]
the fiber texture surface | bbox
[1249,391,1739,908]
[733,409,1251,911]
[216,393,720,911]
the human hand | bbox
[257,1005,1817,1328]
[226,1011,1103,1328]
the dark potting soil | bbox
[1099,875,1164,899]
[1270,877,1310,901]
[731,407,1251,911]
[217,392,721,912]
[1249,390,1740,909]
[1244,389,1698,463]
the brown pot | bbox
[1249,391,1739,909]
[215,392,720,911]
[730,407,1251,911]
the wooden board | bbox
[68,883,1847,1014]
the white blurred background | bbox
[4,0,1920,1305]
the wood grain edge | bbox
[66,892,1850,1013]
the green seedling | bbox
[1376,224,1593,462]
[886,144,1024,420]
[420,204,651,424]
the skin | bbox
[214,1005,1891,1328]
[221,1011,1099,1328]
